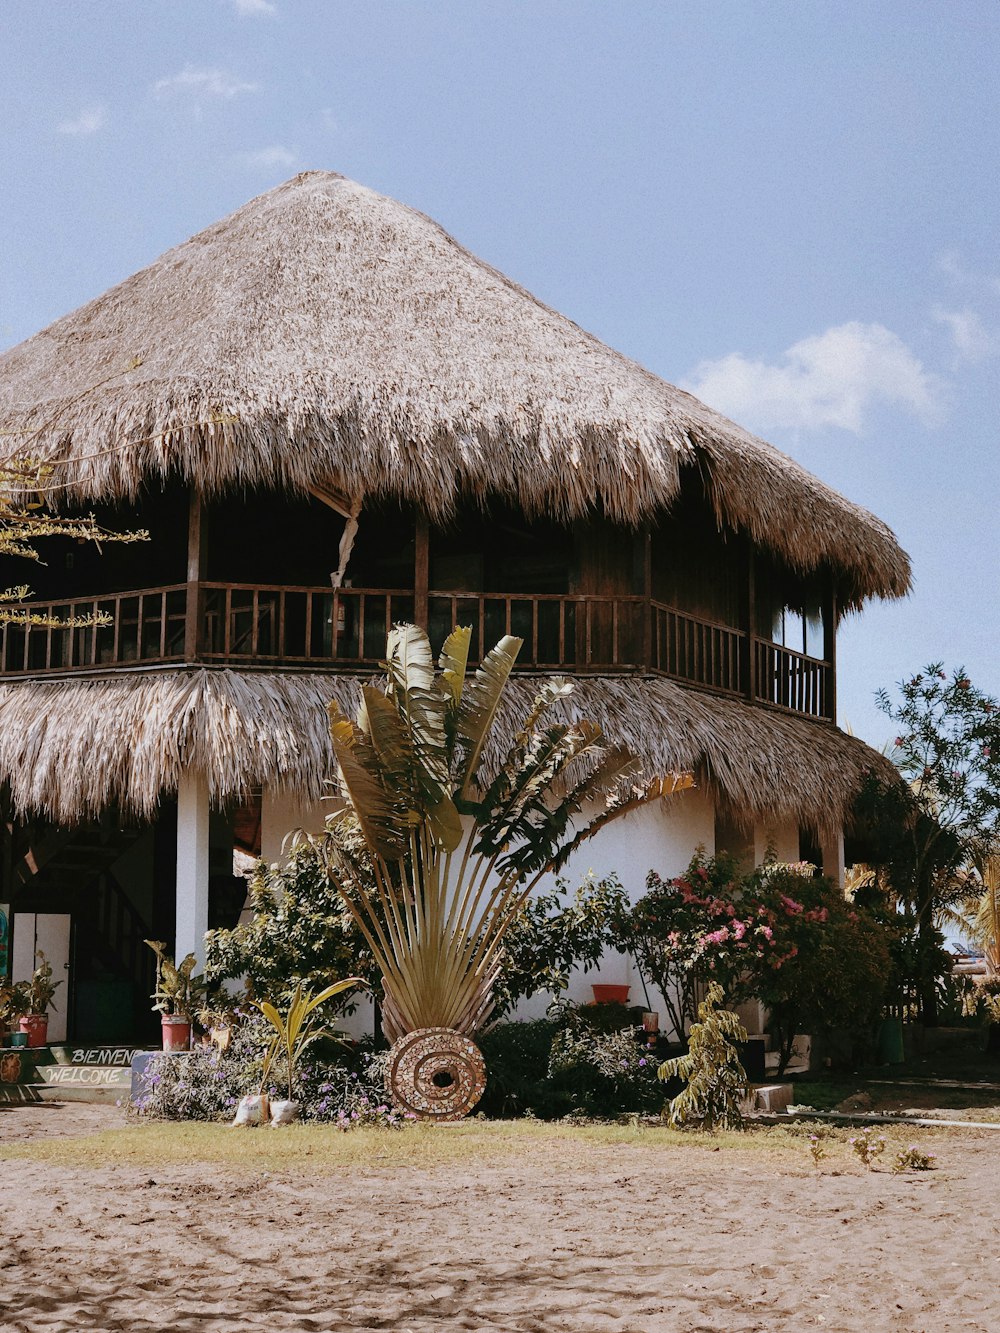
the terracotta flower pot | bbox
[161,1014,191,1052]
[18,1014,48,1048]
[591,984,630,1005]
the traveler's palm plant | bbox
[313,624,692,1042]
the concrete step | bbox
[47,1044,143,1068]
[31,1063,131,1104]
[765,1052,810,1075]
[0,1083,43,1104]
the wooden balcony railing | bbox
[0,582,834,720]
[0,585,188,675]
[651,602,744,695]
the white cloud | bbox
[56,105,105,136]
[932,306,997,363]
[936,249,1000,297]
[235,145,298,170]
[683,322,940,434]
[153,65,258,101]
[228,0,277,14]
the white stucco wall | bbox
[260,786,329,864]
[511,787,717,1025]
[754,819,800,868]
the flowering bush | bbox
[129,1014,407,1128]
[849,1127,886,1169]
[892,1144,936,1173]
[625,853,891,1069]
[622,852,752,1039]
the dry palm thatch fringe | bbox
[0,667,896,834]
[0,172,909,610]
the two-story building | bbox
[0,172,907,1043]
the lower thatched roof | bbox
[0,668,894,836]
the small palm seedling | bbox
[658,982,749,1131]
[257,977,362,1104]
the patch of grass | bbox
[787,1079,864,1111]
[0,1116,952,1173]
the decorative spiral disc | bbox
[386,1027,487,1121]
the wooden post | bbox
[745,544,757,703]
[823,582,838,722]
[414,511,429,629]
[183,488,206,661]
[641,528,652,669]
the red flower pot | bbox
[18,1014,48,1048]
[591,984,630,1005]
[161,1015,191,1052]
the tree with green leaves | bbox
[0,452,146,627]
[658,982,748,1131]
[861,663,1000,1022]
[205,845,377,1010]
[309,623,691,1043]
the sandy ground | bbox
[2,1103,1000,1332]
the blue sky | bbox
[2,1,998,748]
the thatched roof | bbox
[0,668,895,836]
[0,171,909,608]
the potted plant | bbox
[145,940,208,1052]
[592,983,631,1005]
[17,951,61,1047]
[0,979,29,1048]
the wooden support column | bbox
[745,544,757,703]
[183,488,206,662]
[823,582,838,723]
[414,511,429,630]
[641,528,652,669]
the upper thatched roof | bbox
[0,667,896,837]
[0,171,908,607]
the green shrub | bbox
[547,1021,662,1117]
[477,1019,558,1117]
[478,1008,663,1119]
[658,983,748,1131]
[493,875,631,1019]
[205,845,376,1013]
